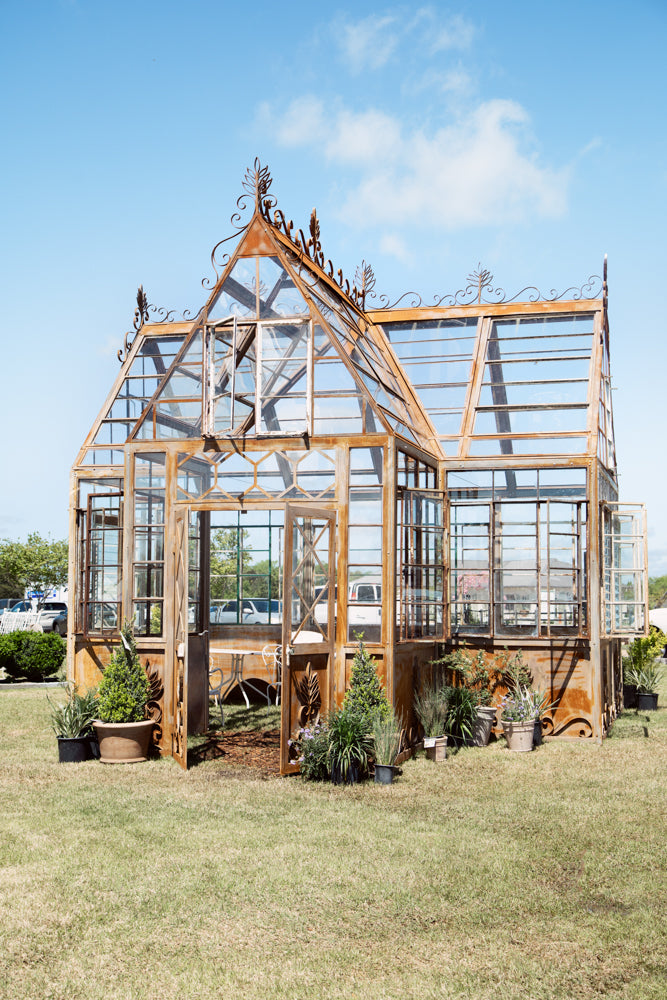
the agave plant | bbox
[47,684,98,738]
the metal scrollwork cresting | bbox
[372,264,604,310]
[295,661,322,729]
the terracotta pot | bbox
[93,719,154,763]
[502,719,534,752]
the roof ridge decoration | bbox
[372,263,604,311]
[118,160,606,359]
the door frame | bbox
[280,504,336,774]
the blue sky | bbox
[1,0,666,571]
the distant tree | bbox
[0,533,68,604]
[649,575,667,609]
[0,564,22,599]
[209,527,252,601]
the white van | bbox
[348,576,382,625]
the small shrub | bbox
[97,623,150,723]
[342,633,391,725]
[0,630,65,681]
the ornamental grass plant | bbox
[372,708,403,766]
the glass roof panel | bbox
[208,258,258,320]
[86,334,188,454]
[258,256,310,318]
[471,313,595,455]
[473,407,588,435]
[382,318,478,451]
[468,436,587,456]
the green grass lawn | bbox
[1,685,666,1000]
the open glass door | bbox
[171,508,188,769]
[601,503,648,635]
[280,505,336,775]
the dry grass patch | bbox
[0,685,666,999]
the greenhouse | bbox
[68,161,647,770]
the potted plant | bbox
[372,709,403,784]
[529,688,559,745]
[414,681,449,761]
[500,685,537,752]
[444,685,478,748]
[93,623,154,763]
[47,684,99,762]
[326,706,373,784]
[623,635,664,711]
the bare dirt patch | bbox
[190,728,281,777]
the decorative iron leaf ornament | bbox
[118,284,150,363]
[307,208,324,267]
[134,285,149,330]
[243,157,274,208]
[295,661,322,729]
[145,661,164,745]
[353,260,376,309]
[467,264,494,304]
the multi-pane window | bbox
[397,490,445,640]
[347,447,384,642]
[448,468,587,637]
[133,453,166,635]
[602,504,647,634]
[396,452,443,639]
[82,488,123,635]
[209,510,284,625]
[76,478,123,633]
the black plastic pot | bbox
[623,684,638,709]
[374,763,396,785]
[331,763,359,785]
[637,692,659,711]
[57,736,93,763]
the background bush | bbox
[0,631,65,680]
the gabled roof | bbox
[127,163,442,453]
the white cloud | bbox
[273,97,569,230]
[336,13,399,74]
[378,232,412,262]
[334,7,475,74]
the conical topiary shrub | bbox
[342,633,391,726]
[97,623,150,723]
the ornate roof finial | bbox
[353,261,376,310]
[468,264,493,304]
[242,158,273,211]
[118,285,149,363]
